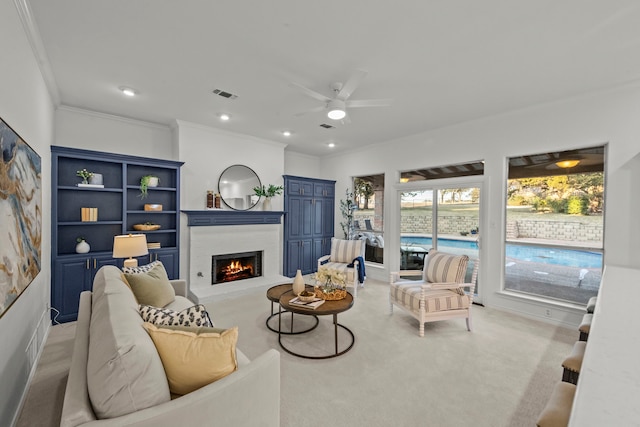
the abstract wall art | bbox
[0,117,41,318]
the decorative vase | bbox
[147,176,159,187]
[292,269,305,295]
[262,197,272,211]
[75,240,90,254]
[89,173,103,185]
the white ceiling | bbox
[26,0,640,156]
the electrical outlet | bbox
[545,309,551,316]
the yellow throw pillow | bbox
[123,263,175,307]
[142,323,238,395]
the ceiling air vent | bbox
[212,89,238,100]
[319,123,335,129]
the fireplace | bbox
[212,251,263,285]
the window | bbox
[505,146,605,304]
[353,174,384,264]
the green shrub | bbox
[567,196,588,215]
[547,198,567,213]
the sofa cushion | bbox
[330,238,363,263]
[123,262,175,307]
[139,304,213,328]
[88,266,170,419]
[142,323,239,395]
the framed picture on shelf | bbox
[0,116,42,318]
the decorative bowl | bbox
[314,286,347,301]
[133,224,161,231]
[297,291,317,302]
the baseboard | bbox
[11,308,51,427]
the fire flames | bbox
[220,260,253,282]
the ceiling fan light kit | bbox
[327,99,346,120]
[292,70,391,123]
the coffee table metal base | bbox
[266,310,319,335]
[277,310,355,359]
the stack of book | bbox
[147,242,161,249]
[289,296,325,310]
[80,207,98,222]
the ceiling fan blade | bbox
[337,69,367,100]
[293,105,326,117]
[289,82,331,102]
[346,98,393,108]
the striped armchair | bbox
[389,249,479,337]
[317,238,365,297]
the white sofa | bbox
[60,265,280,426]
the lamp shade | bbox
[113,234,148,267]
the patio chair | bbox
[317,238,365,297]
[389,249,479,337]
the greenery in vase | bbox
[76,237,86,243]
[76,168,93,184]
[253,184,284,198]
[339,188,357,239]
[139,175,160,199]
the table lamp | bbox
[113,234,149,267]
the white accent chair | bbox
[389,249,479,337]
[317,238,365,297]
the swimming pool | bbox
[400,236,603,269]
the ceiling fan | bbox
[290,70,392,123]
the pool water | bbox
[400,236,602,269]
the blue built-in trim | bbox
[181,210,284,226]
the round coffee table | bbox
[278,289,355,359]
[266,284,319,334]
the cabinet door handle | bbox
[86,259,90,269]
[94,259,97,269]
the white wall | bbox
[284,150,321,178]
[56,106,174,160]
[174,120,288,276]
[320,84,640,327]
[0,0,54,425]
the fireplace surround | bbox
[184,210,289,303]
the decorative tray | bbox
[133,224,161,231]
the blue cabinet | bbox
[51,146,183,322]
[283,175,335,277]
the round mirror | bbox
[218,165,261,211]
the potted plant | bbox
[76,168,93,185]
[139,175,160,199]
[253,184,284,210]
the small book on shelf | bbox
[289,296,325,310]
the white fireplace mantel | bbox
[182,210,284,226]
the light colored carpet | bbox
[16,278,575,427]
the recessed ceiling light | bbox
[218,113,231,121]
[282,130,292,137]
[327,142,335,148]
[119,87,137,97]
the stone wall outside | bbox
[354,213,603,243]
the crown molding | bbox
[57,105,170,131]
[14,0,60,105]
